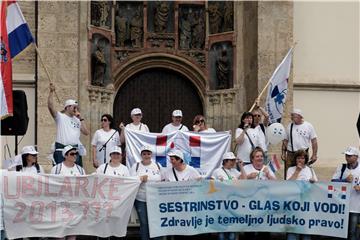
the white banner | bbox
[1,171,140,239]
[125,129,231,177]
[147,180,350,238]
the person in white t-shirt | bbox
[282,108,318,175]
[162,109,189,134]
[96,146,129,176]
[50,145,85,240]
[119,108,150,144]
[48,83,89,166]
[192,115,216,133]
[286,149,316,240]
[252,101,269,162]
[130,145,162,240]
[91,114,120,168]
[212,152,246,181]
[331,146,360,240]
[51,145,85,176]
[163,149,201,181]
[235,112,260,164]
[242,147,276,180]
[15,146,44,174]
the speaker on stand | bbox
[1,90,29,154]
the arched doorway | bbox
[113,68,203,132]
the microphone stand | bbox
[99,129,119,164]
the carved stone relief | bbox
[209,41,233,90]
[208,1,234,34]
[91,1,112,29]
[91,34,111,87]
[147,1,174,33]
[178,5,205,50]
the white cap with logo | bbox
[109,146,122,155]
[62,145,77,157]
[131,108,142,116]
[141,145,153,153]
[64,99,78,108]
[343,146,359,156]
[21,146,38,155]
[291,108,303,117]
[222,152,236,160]
[168,149,184,160]
[172,110,183,117]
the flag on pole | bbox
[268,154,281,173]
[0,1,33,118]
[265,47,294,123]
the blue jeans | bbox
[218,232,235,240]
[349,212,360,240]
[134,200,161,240]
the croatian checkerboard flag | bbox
[265,47,293,123]
[125,129,231,178]
[0,1,33,118]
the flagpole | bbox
[32,43,61,103]
[248,42,297,112]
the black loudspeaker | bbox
[1,90,29,135]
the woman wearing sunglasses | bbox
[51,145,85,176]
[192,115,216,133]
[15,146,44,174]
[91,114,120,168]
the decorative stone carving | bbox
[130,7,143,48]
[154,1,169,33]
[88,85,114,104]
[115,50,129,63]
[209,94,221,105]
[147,33,175,48]
[115,10,128,48]
[91,34,110,87]
[208,2,223,34]
[223,1,234,32]
[223,92,235,104]
[179,5,205,50]
[209,41,233,90]
[91,1,111,29]
[183,51,206,68]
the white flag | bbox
[265,47,294,123]
[125,129,231,178]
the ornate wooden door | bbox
[113,68,203,133]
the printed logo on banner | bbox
[156,135,168,167]
[327,185,347,200]
[189,136,201,168]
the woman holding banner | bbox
[96,146,129,176]
[15,146,44,174]
[130,145,162,240]
[235,112,260,165]
[286,149,316,240]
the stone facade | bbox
[11,1,293,173]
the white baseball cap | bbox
[141,145,153,153]
[62,145,77,157]
[172,110,183,117]
[168,149,184,160]
[343,146,359,156]
[21,146,38,155]
[109,146,122,155]
[64,99,78,108]
[131,108,142,116]
[291,108,303,117]
[222,152,236,160]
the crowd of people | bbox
[0,83,359,240]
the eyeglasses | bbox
[69,152,78,156]
[195,119,205,124]
[101,119,108,122]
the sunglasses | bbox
[69,152,78,156]
[101,118,108,122]
[195,119,205,124]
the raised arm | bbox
[48,83,57,119]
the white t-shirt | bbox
[332,161,360,213]
[212,167,240,180]
[162,123,189,134]
[0,191,3,231]
[286,166,318,181]
[242,164,276,180]
[255,124,267,152]
[55,111,81,145]
[285,121,317,151]
[96,163,130,177]
[235,128,260,163]
[51,162,85,176]
[91,129,120,164]
[21,165,45,174]
[130,161,162,202]
[163,165,201,181]
[126,123,149,132]
[201,128,216,133]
